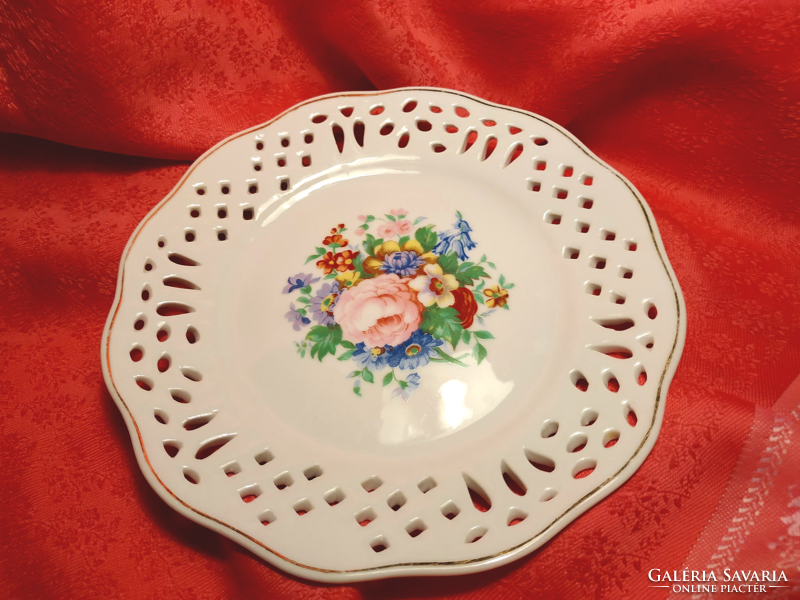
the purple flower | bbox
[283,272,320,294]
[285,303,311,331]
[310,281,341,325]
[380,251,426,276]
[392,372,421,400]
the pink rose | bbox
[395,219,412,235]
[354,226,366,236]
[333,274,424,347]
[377,222,397,238]
[390,208,408,216]
[357,214,368,222]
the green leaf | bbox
[474,292,485,305]
[455,263,490,287]
[412,216,426,225]
[338,350,355,361]
[473,330,494,340]
[398,235,410,245]
[301,285,312,294]
[296,296,311,304]
[382,372,394,387]
[364,233,378,256]
[437,252,459,275]
[473,342,488,364]
[499,274,506,287]
[385,214,397,222]
[316,340,336,362]
[365,215,375,223]
[414,225,438,253]
[347,370,361,378]
[341,340,355,349]
[305,325,330,342]
[310,343,318,359]
[296,308,307,316]
[504,283,515,289]
[502,303,510,310]
[360,224,369,231]
[433,347,470,367]
[398,379,409,389]
[353,386,362,397]
[362,367,374,383]
[331,325,343,346]
[315,246,327,256]
[475,280,486,292]
[462,330,471,345]
[352,251,369,278]
[480,254,487,262]
[305,254,320,264]
[420,306,464,349]
[487,262,496,269]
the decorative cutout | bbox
[417,476,437,493]
[525,449,555,473]
[441,500,460,520]
[501,461,527,496]
[406,518,427,538]
[324,487,345,506]
[361,476,383,493]
[255,449,274,465]
[541,420,559,438]
[387,490,407,512]
[465,526,487,543]
[195,434,235,460]
[356,507,376,526]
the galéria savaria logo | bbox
[648,569,792,594]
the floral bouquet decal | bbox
[283,210,513,398]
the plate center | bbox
[222,160,569,456]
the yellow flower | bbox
[363,239,437,275]
[483,285,509,309]
[335,271,362,289]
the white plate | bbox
[102,88,686,582]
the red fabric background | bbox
[1,0,800,598]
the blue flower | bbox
[352,342,391,370]
[283,272,320,294]
[380,251,426,276]
[285,303,311,331]
[388,330,443,370]
[392,372,421,400]
[310,281,340,325]
[433,212,476,260]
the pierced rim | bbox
[101,87,686,582]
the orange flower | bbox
[334,249,359,272]
[337,223,345,229]
[323,233,349,247]
[317,250,360,274]
[330,227,338,234]
[483,285,509,308]
[316,252,338,274]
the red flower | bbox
[316,250,360,274]
[451,287,478,329]
[337,223,345,229]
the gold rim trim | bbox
[104,87,683,575]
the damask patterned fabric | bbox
[1,0,799,598]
